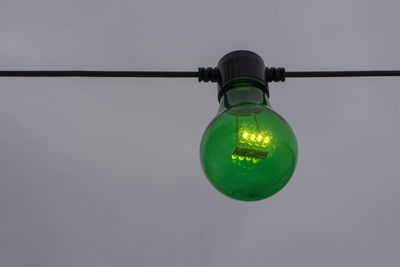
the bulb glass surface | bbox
[200,85,297,201]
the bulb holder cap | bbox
[217,50,269,102]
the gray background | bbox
[0,0,400,266]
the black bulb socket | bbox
[216,50,269,102]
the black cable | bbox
[285,70,400,78]
[2,69,400,82]
[0,70,199,78]
[265,68,400,82]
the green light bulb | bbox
[200,84,298,201]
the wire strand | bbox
[285,70,400,78]
[2,70,400,80]
[0,70,199,78]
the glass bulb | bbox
[200,84,298,201]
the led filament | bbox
[232,114,271,167]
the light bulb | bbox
[199,50,298,201]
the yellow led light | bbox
[264,137,270,143]
[242,132,249,139]
[238,156,244,161]
[232,154,238,159]
[250,134,256,141]
[257,135,263,142]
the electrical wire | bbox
[1,69,400,81]
[285,70,400,78]
[0,70,199,78]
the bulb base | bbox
[217,50,269,102]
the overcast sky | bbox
[0,0,400,266]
